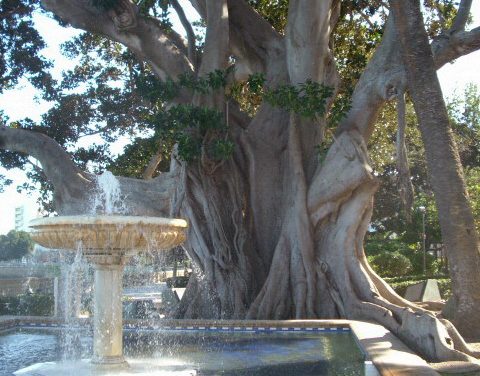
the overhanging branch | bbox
[171,0,197,69]
[450,0,473,33]
[41,0,193,80]
[0,126,92,197]
[433,26,480,68]
[340,0,480,140]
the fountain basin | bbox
[29,216,187,254]
[4,322,368,376]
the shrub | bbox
[388,278,451,300]
[365,238,413,257]
[166,276,189,288]
[0,294,54,316]
[368,251,413,277]
[401,249,442,275]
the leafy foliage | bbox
[387,278,451,299]
[0,294,54,316]
[248,0,289,33]
[368,251,413,277]
[264,80,333,118]
[365,233,442,277]
[0,0,55,96]
[0,230,34,261]
[133,69,335,162]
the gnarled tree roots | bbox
[176,129,480,365]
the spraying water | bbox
[58,246,91,360]
[91,171,127,215]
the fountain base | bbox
[91,355,128,366]
[14,359,197,376]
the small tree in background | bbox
[0,230,34,261]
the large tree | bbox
[392,0,480,339]
[1,0,480,364]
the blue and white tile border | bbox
[1,317,355,334]
[0,321,351,333]
[123,324,351,333]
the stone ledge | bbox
[350,320,440,376]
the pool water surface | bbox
[1,328,366,375]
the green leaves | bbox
[91,0,119,10]
[146,104,229,163]
[134,69,336,163]
[0,230,34,261]
[247,73,266,94]
[0,1,54,96]
[178,69,229,94]
[264,80,333,118]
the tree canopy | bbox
[0,230,34,261]
[1,0,465,199]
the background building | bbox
[14,205,28,231]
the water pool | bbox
[1,327,367,375]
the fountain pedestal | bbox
[29,215,187,368]
[91,263,125,364]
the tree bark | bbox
[391,0,480,339]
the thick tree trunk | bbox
[392,0,480,339]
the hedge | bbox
[0,294,54,316]
[388,278,451,300]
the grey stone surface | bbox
[405,279,442,302]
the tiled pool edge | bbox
[0,316,441,375]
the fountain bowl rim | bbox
[28,215,188,229]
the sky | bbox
[0,2,480,234]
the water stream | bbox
[91,171,127,215]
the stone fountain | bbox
[29,214,187,367]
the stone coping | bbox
[29,215,188,228]
[0,316,441,376]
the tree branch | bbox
[285,0,337,84]
[0,126,93,210]
[430,0,480,68]
[433,26,480,68]
[189,0,282,78]
[339,0,480,140]
[170,0,197,69]
[338,16,406,139]
[142,149,163,180]
[197,0,229,75]
[450,0,473,33]
[0,126,177,216]
[41,0,193,80]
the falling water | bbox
[59,246,91,360]
[91,170,127,215]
